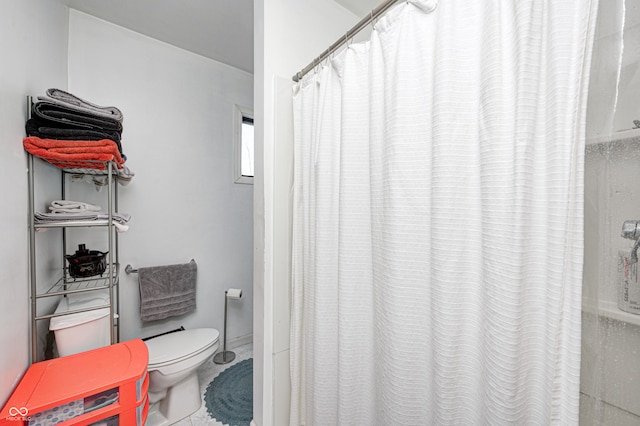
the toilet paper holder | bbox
[214,288,243,364]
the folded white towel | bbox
[49,200,102,212]
[35,211,97,221]
[35,211,131,224]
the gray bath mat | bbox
[204,358,253,426]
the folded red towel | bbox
[23,136,125,170]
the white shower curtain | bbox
[291,0,598,424]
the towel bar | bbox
[124,259,196,275]
[124,264,138,274]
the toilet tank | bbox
[49,290,115,357]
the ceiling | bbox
[336,0,381,17]
[57,0,381,74]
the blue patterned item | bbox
[205,358,253,426]
[28,399,84,426]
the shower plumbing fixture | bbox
[621,220,640,263]
[633,120,640,129]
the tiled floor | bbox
[172,343,253,426]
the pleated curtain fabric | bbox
[291,0,598,424]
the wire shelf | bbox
[34,303,113,321]
[34,219,113,229]
[38,263,119,298]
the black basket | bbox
[65,245,108,278]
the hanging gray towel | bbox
[138,260,197,322]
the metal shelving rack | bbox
[26,96,121,363]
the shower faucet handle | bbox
[621,220,640,240]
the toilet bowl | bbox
[144,328,220,426]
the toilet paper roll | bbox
[226,288,243,300]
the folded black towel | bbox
[26,118,123,155]
[33,100,123,132]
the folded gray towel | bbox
[138,260,197,322]
[39,88,124,122]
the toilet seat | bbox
[146,328,219,369]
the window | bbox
[234,105,254,184]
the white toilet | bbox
[50,293,220,426]
[144,328,220,426]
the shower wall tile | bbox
[593,0,624,40]
[622,23,640,66]
[599,318,640,415]
[584,142,640,304]
[602,405,640,426]
[580,312,600,398]
[614,60,640,132]
[613,22,640,132]
[583,152,604,304]
[625,1,640,31]
[581,313,640,418]
[583,139,640,421]
[580,393,640,426]
[587,32,626,137]
[587,0,640,137]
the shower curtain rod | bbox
[292,0,403,82]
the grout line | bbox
[580,392,640,420]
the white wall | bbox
[65,11,254,344]
[254,0,359,424]
[0,0,69,405]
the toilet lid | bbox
[146,328,219,366]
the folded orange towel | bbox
[23,137,125,170]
